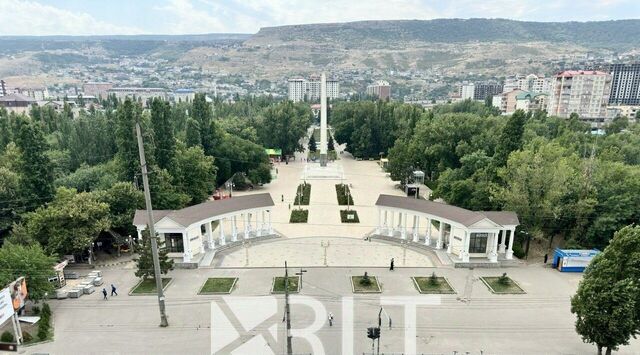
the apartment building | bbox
[366,80,391,100]
[288,76,339,102]
[547,70,611,119]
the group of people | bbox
[102,284,118,300]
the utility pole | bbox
[284,261,293,355]
[136,122,169,327]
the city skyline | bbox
[0,0,639,36]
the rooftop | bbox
[555,70,608,77]
[0,93,36,103]
[133,193,275,228]
[375,194,519,228]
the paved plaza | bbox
[24,264,640,354]
[213,236,436,268]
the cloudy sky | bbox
[1,0,639,36]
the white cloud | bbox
[0,0,145,36]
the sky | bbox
[0,0,639,36]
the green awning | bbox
[265,148,282,156]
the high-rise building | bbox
[547,70,611,119]
[288,76,339,102]
[473,82,503,101]
[606,63,640,105]
[503,74,551,94]
[0,80,6,97]
[459,82,503,101]
[366,80,391,100]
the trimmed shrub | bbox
[498,273,511,286]
[289,209,308,223]
[1,331,14,343]
[359,272,372,286]
[340,210,359,223]
[428,272,438,286]
[513,243,525,259]
[293,183,311,205]
[41,303,51,318]
[335,184,354,205]
[32,305,41,315]
[37,326,48,341]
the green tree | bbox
[115,98,141,182]
[135,229,174,280]
[571,225,640,354]
[0,242,56,302]
[150,98,175,170]
[606,115,629,135]
[185,118,201,147]
[98,182,144,235]
[327,134,335,152]
[308,134,317,152]
[14,188,110,256]
[172,143,217,204]
[192,93,216,155]
[494,109,526,167]
[13,115,55,205]
[258,101,312,158]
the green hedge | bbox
[335,184,354,205]
[290,209,308,223]
[340,210,360,223]
[293,183,311,205]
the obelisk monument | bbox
[319,72,328,167]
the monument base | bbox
[303,162,344,180]
[319,153,328,167]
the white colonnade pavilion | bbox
[375,194,519,263]
[133,193,275,264]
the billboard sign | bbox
[8,278,27,312]
[0,287,13,325]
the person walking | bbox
[328,312,334,327]
[390,258,395,271]
[281,194,284,202]
[111,284,118,296]
[102,288,108,300]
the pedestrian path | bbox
[212,236,435,268]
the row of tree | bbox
[0,93,312,299]
[333,99,640,250]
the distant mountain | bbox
[248,18,640,49]
[0,33,251,55]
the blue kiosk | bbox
[552,248,600,272]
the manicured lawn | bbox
[413,276,456,294]
[293,183,311,205]
[199,277,237,294]
[131,278,172,294]
[351,275,382,293]
[335,184,354,205]
[481,276,525,294]
[290,209,308,223]
[272,276,300,293]
[340,210,360,223]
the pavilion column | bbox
[182,231,191,262]
[376,209,383,234]
[382,210,388,233]
[205,222,214,249]
[218,218,226,245]
[489,231,499,262]
[499,229,507,253]
[231,216,238,242]
[412,215,419,242]
[461,230,470,262]
[136,229,143,243]
[401,213,407,239]
[387,211,394,237]
[268,210,273,234]
[436,221,444,249]
[506,228,516,259]
[256,211,262,237]
[425,219,431,246]
[261,210,267,236]
[244,213,250,238]
[447,226,453,254]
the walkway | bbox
[211,236,436,267]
